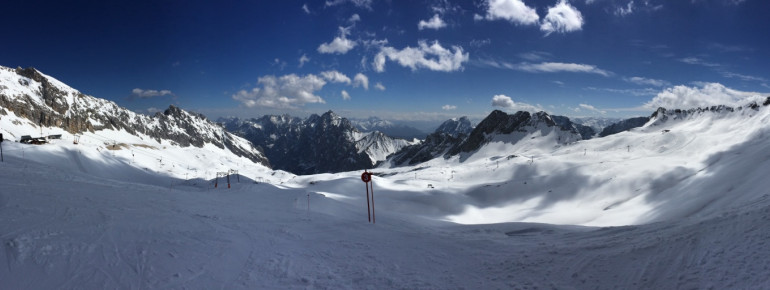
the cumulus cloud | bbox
[626,76,670,87]
[353,73,369,90]
[131,88,174,98]
[341,90,351,100]
[374,82,386,90]
[418,14,447,30]
[644,83,766,109]
[540,0,584,36]
[318,27,357,54]
[320,70,352,84]
[349,14,361,23]
[482,0,539,25]
[232,74,326,109]
[491,94,543,112]
[442,104,457,110]
[373,40,469,72]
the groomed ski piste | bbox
[2,103,770,288]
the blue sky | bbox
[2,0,769,124]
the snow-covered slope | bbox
[2,112,770,288]
[0,66,269,166]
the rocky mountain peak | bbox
[435,116,473,137]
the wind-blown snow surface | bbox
[2,104,770,288]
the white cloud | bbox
[131,88,174,98]
[353,73,369,90]
[272,58,287,70]
[373,40,469,72]
[298,54,310,68]
[644,83,766,109]
[302,4,310,14]
[615,1,634,16]
[518,51,551,61]
[679,57,720,67]
[442,104,457,110]
[232,74,326,109]
[341,90,351,100]
[578,103,606,114]
[320,70,352,84]
[470,38,491,47]
[418,14,447,30]
[626,76,670,87]
[540,0,584,36]
[720,71,768,83]
[512,62,612,76]
[586,86,659,96]
[325,0,372,9]
[374,82,386,90]
[482,0,540,25]
[318,27,357,54]
[491,94,543,112]
[349,14,361,23]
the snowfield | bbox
[2,103,770,288]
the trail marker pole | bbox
[0,133,4,162]
[361,170,375,223]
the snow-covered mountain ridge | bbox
[0,65,270,166]
[221,111,415,175]
[388,110,582,166]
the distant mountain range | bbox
[349,117,426,140]
[220,112,415,175]
[9,64,749,177]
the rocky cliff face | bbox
[598,117,650,137]
[435,116,473,137]
[551,115,596,140]
[222,111,412,175]
[0,66,269,166]
[447,110,581,156]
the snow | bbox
[3,66,770,287]
[1,135,769,288]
